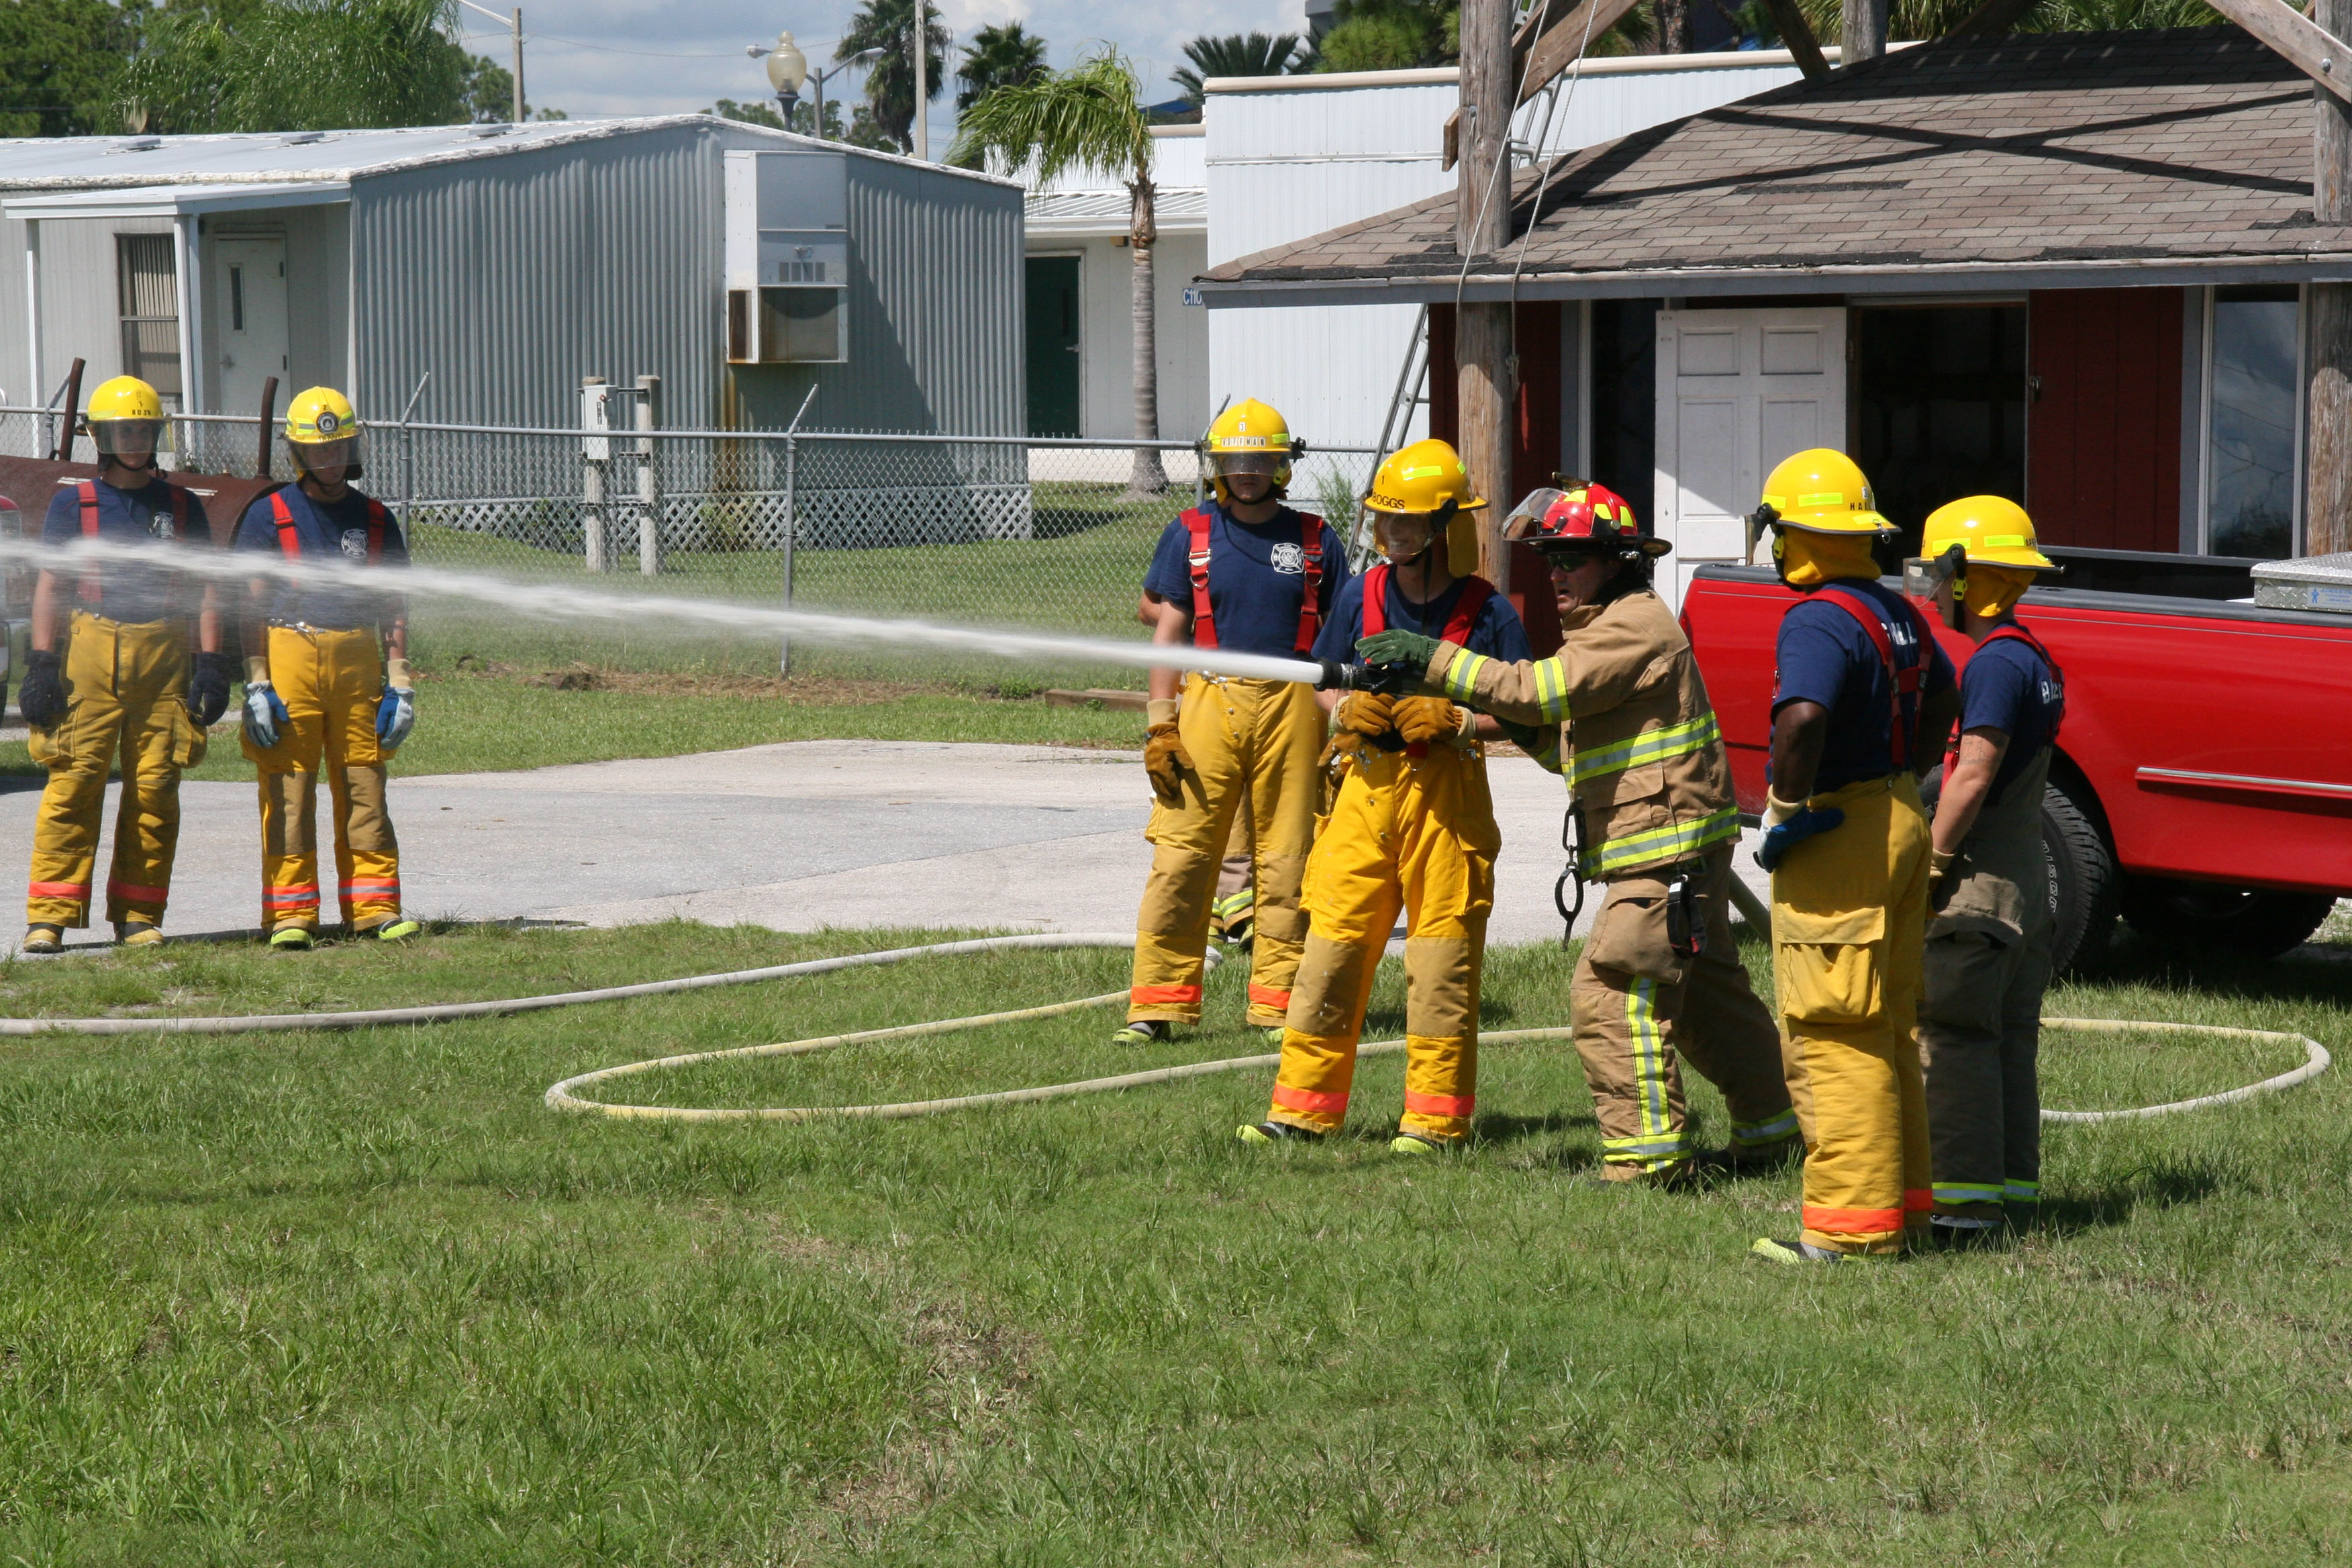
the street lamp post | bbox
[764,31,808,126]
[746,38,884,142]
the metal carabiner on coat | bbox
[1553,803,1585,946]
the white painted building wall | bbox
[1202,50,1839,449]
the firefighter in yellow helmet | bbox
[232,387,420,948]
[18,375,231,952]
[1910,497,2065,1246]
[1120,399,1351,1042]
[1240,438,1530,1151]
[1745,450,1961,1263]
[1362,479,1798,1181]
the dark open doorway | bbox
[1851,303,2027,546]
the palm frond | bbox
[948,47,1152,187]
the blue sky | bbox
[471,0,1315,138]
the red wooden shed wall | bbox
[1425,302,1563,654]
[2026,288,2182,552]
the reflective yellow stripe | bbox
[1569,712,1720,786]
[1532,658,1571,723]
[1579,805,1741,876]
[1440,650,1489,702]
[1530,739,1565,775]
[1628,977,1671,1147]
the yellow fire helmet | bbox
[1757,448,1892,535]
[1363,438,1487,575]
[285,385,364,479]
[1201,397,1304,498]
[1919,495,2058,573]
[81,375,166,464]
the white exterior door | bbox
[211,238,289,416]
[1652,307,1846,611]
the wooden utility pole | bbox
[1841,0,1888,64]
[1457,0,1515,587]
[2311,0,2352,553]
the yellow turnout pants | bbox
[1129,674,1324,1028]
[1771,773,1932,1255]
[1268,744,1496,1142]
[1573,846,1795,1177]
[242,625,403,932]
[26,611,207,929]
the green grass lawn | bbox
[1,922,2347,1563]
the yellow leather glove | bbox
[1930,846,1957,883]
[1335,691,1397,739]
[1395,696,1468,747]
[1143,699,1191,806]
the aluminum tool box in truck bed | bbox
[1680,548,2352,969]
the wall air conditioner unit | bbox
[724,150,850,365]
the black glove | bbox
[187,650,234,727]
[17,649,66,728]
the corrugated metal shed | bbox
[1,117,1023,433]
[1202,50,1846,446]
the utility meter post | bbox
[456,1,526,122]
[581,375,609,574]
[636,374,663,577]
[913,0,928,160]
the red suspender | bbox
[1293,512,1325,654]
[1815,583,1933,771]
[362,497,389,566]
[268,490,303,558]
[76,481,101,605]
[1182,507,1218,650]
[1359,564,1493,644]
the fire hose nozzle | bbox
[1314,660,1412,693]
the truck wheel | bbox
[2041,781,2116,973]
[2120,879,2339,961]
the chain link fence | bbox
[0,406,1383,687]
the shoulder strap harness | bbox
[1814,582,1934,771]
[270,490,387,567]
[75,481,195,607]
[1183,507,1328,655]
[1980,619,2065,744]
[1362,564,1496,756]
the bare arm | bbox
[197,581,221,656]
[29,571,59,652]
[383,595,408,666]
[242,576,273,679]
[1148,597,1189,703]
[1768,700,1830,803]
[1932,728,2010,857]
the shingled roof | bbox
[1199,28,2352,303]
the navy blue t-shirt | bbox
[232,485,409,632]
[1142,504,1351,659]
[1959,626,2062,805]
[1772,578,1956,793]
[1312,571,1531,666]
[42,477,210,624]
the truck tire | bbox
[2120,878,2339,961]
[2041,781,2117,973]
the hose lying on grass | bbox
[0,933,2324,1126]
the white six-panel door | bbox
[1651,307,1846,611]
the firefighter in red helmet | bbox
[1360,481,1796,1183]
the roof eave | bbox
[1197,251,2352,305]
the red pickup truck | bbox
[1681,548,2352,969]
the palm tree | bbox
[952,48,1169,495]
[957,22,1048,112]
[1312,0,1457,72]
[1171,32,1300,106]
[126,0,469,134]
[836,0,948,154]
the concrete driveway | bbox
[0,740,1771,951]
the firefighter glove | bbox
[1395,696,1468,746]
[187,651,234,727]
[242,679,290,750]
[1755,789,1844,873]
[1930,846,1957,883]
[376,687,416,750]
[17,649,65,728]
[1335,690,1397,739]
[1143,723,1191,805]
[1354,628,1442,675]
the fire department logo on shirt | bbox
[1269,541,1306,575]
[340,528,371,560]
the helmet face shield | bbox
[1502,487,1567,542]
[1212,450,1289,481]
[1905,544,1965,630]
[1371,507,1437,565]
[89,418,164,462]
[292,433,364,481]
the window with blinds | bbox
[116,234,182,399]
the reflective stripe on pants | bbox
[244,626,403,931]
